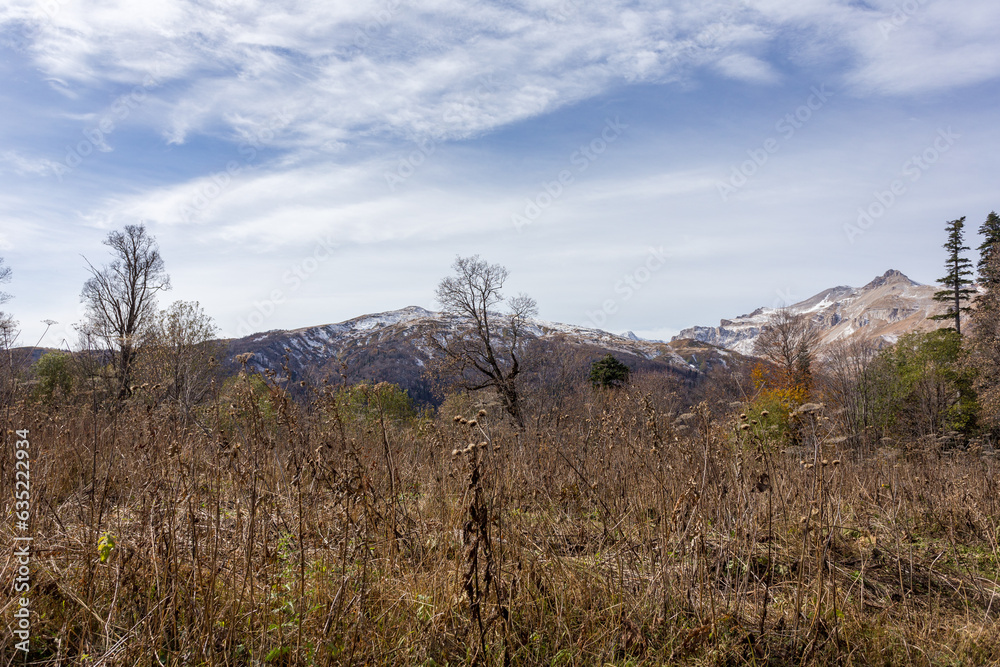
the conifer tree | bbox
[589,353,631,388]
[931,217,974,335]
[977,211,1000,287]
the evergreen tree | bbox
[589,353,631,388]
[968,250,1000,433]
[931,217,975,334]
[978,211,1000,287]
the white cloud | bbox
[0,150,62,176]
[0,1,782,151]
[4,0,998,160]
[5,0,1000,347]
[715,52,779,83]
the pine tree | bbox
[931,217,975,334]
[589,354,631,388]
[978,211,1000,287]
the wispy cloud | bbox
[4,0,1000,347]
[0,149,62,176]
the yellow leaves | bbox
[98,532,116,563]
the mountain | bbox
[225,306,742,404]
[673,269,950,355]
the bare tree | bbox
[753,309,820,392]
[822,337,897,453]
[0,257,18,409]
[431,255,537,428]
[80,224,171,398]
[139,300,224,417]
[0,256,10,306]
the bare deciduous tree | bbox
[431,255,537,428]
[822,337,897,453]
[80,224,171,398]
[753,308,820,392]
[140,300,223,417]
[0,257,18,409]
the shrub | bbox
[337,381,415,424]
[32,351,74,401]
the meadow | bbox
[3,368,1000,666]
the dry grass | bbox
[3,379,1000,665]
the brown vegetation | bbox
[3,369,1000,665]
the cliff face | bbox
[673,270,950,355]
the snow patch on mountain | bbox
[672,269,948,355]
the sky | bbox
[2,0,999,349]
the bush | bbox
[337,381,415,424]
[746,362,807,445]
[33,351,74,401]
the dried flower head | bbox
[740,424,750,431]
[453,415,462,423]
[478,409,487,417]
[760,410,769,417]
[740,413,748,421]
[468,420,477,427]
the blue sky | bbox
[2,0,1000,348]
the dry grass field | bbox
[3,372,1000,666]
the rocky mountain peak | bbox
[673,269,946,355]
[862,269,920,290]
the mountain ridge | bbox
[673,269,948,355]
[224,305,743,405]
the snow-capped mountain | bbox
[673,269,949,355]
[226,306,738,404]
